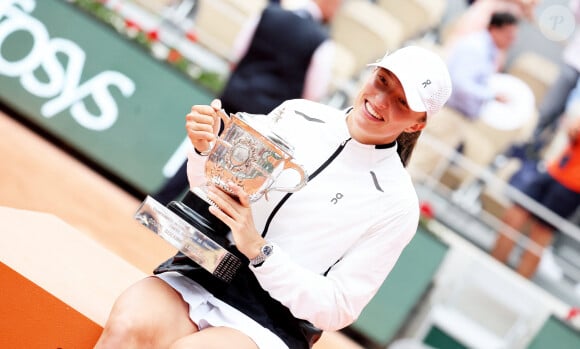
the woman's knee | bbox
[97,277,194,348]
[97,295,157,347]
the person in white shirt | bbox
[94,45,452,349]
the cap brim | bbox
[368,62,427,114]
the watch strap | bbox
[250,243,274,267]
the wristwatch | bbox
[250,243,274,267]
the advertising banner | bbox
[0,0,215,193]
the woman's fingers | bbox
[207,187,237,222]
[227,183,251,208]
[206,184,262,257]
[185,105,220,149]
[191,103,219,115]
[206,184,250,225]
[210,99,222,111]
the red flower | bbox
[566,307,580,321]
[419,201,435,219]
[186,31,198,42]
[124,19,139,30]
[147,30,159,42]
[167,49,181,63]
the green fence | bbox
[349,227,449,346]
[528,315,580,349]
[0,0,215,193]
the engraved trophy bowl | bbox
[200,110,308,203]
[134,108,308,283]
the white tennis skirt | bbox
[155,271,288,349]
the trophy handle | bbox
[203,109,232,155]
[269,161,308,193]
[218,108,232,124]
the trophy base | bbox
[179,189,231,239]
[134,195,240,283]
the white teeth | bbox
[365,102,382,120]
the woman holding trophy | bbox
[95,45,452,349]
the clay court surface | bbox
[0,111,363,349]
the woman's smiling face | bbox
[347,68,427,145]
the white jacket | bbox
[187,99,419,331]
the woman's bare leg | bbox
[94,276,198,349]
[169,326,259,349]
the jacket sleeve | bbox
[186,148,209,189]
[250,202,419,330]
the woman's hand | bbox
[206,184,265,260]
[186,99,223,153]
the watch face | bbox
[262,244,274,256]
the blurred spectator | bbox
[407,12,520,178]
[490,84,580,279]
[507,0,580,161]
[446,0,539,70]
[154,0,342,204]
[445,11,519,119]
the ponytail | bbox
[396,130,422,167]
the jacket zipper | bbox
[261,138,352,237]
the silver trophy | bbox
[135,108,308,282]
[196,108,308,201]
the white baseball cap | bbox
[369,45,452,117]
